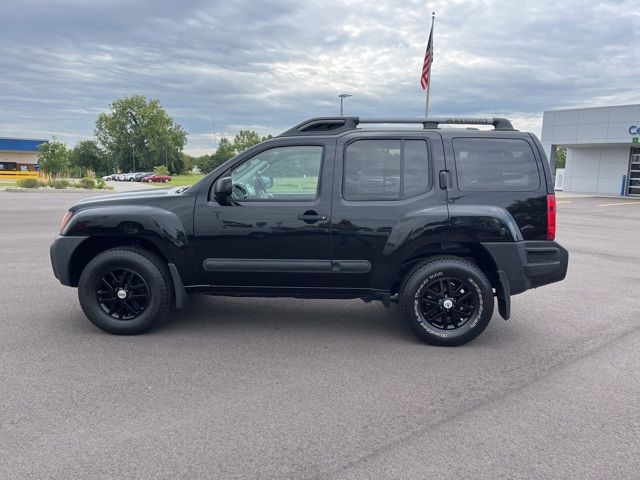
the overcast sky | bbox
[1,0,638,155]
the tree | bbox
[180,153,193,174]
[95,95,187,174]
[38,138,69,180]
[232,130,262,154]
[194,130,273,174]
[198,138,236,173]
[555,146,567,169]
[70,140,108,176]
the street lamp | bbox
[338,94,352,116]
[128,111,138,172]
[212,115,217,150]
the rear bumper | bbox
[50,235,88,286]
[481,240,569,295]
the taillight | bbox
[547,194,556,240]
[59,211,73,234]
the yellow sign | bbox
[0,171,41,180]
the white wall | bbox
[542,105,640,145]
[564,146,629,194]
[0,151,38,164]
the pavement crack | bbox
[314,322,640,480]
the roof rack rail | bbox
[360,117,515,130]
[279,117,360,136]
[279,116,515,136]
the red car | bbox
[142,174,172,183]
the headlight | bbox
[59,211,73,234]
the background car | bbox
[142,174,172,183]
[134,172,153,181]
[101,174,115,181]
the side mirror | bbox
[214,176,233,199]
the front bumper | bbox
[50,235,89,286]
[482,240,569,295]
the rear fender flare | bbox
[447,204,522,242]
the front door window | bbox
[230,145,323,202]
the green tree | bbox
[232,130,262,154]
[70,140,108,177]
[555,146,566,169]
[194,131,272,174]
[180,153,193,174]
[95,95,187,174]
[37,138,69,180]
[198,138,236,173]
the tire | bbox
[399,257,494,346]
[78,247,172,334]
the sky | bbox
[1,0,638,156]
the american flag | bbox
[420,26,433,90]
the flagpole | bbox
[425,11,435,118]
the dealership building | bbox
[0,138,48,172]
[541,104,640,196]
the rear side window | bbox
[452,138,540,191]
[343,139,430,200]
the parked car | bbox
[142,174,172,183]
[102,174,115,181]
[134,172,153,181]
[51,116,568,345]
[121,173,138,182]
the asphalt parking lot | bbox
[1,191,639,479]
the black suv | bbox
[50,116,568,346]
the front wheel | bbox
[78,247,172,334]
[399,257,494,346]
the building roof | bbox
[0,138,48,152]
[543,103,640,114]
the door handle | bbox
[297,211,327,223]
[439,170,449,190]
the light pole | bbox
[128,111,138,173]
[338,94,352,116]
[212,115,217,150]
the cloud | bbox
[0,0,637,156]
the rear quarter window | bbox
[452,138,541,191]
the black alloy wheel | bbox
[96,268,149,320]
[419,276,478,330]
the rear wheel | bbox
[78,247,172,334]
[399,257,494,346]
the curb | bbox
[3,188,113,193]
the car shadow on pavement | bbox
[151,295,516,347]
[156,294,415,343]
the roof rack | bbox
[279,116,516,136]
